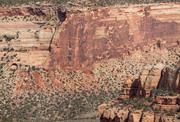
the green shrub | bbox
[151,88,177,97]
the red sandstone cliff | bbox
[53,3,180,71]
[0,3,180,121]
[0,4,179,71]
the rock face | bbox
[98,95,180,122]
[0,5,61,69]
[98,62,180,122]
[158,67,180,91]
[53,3,180,71]
[141,112,154,122]
[0,3,180,121]
[0,4,179,72]
[139,63,165,97]
[128,110,142,122]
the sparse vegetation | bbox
[151,88,177,97]
[0,47,120,121]
[121,98,153,110]
[0,2,179,121]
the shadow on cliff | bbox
[57,8,67,23]
[129,79,143,98]
[48,8,67,52]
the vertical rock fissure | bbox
[48,25,58,52]
[48,8,67,52]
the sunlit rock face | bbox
[0,3,180,121]
[0,6,61,69]
[54,4,180,71]
[0,4,179,71]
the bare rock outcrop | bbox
[98,62,180,122]
[53,3,180,71]
[0,3,180,121]
[158,67,180,92]
[140,63,165,97]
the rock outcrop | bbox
[98,62,180,122]
[98,95,180,122]
[0,4,179,72]
[0,3,180,121]
[0,5,63,69]
[53,3,180,71]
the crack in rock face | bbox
[0,3,180,122]
[53,4,180,71]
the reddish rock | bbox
[155,96,178,105]
[124,78,133,88]
[118,94,130,100]
[53,5,180,71]
[128,110,143,122]
[97,104,109,117]
[0,6,58,17]
[140,64,164,97]
[158,67,180,92]
[160,114,176,122]
[141,111,154,122]
[103,109,111,119]
[153,104,179,112]
[154,113,161,122]
[160,105,179,112]
[109,108,117,120]
[52,78,65,91]
[31,72,46,90]
[176,69,180,92]
[117,109,129,122]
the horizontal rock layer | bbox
[0,4,179,71]
[0,3,180,121]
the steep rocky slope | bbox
[0,3,179,121]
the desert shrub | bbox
[151,88,177,97]
[121,98,153,110]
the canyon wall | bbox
[0,4,179,71]
[0,3,179,121]
[0,5,60,68]
[53,3,180,71]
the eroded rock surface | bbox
[54,3,180,71]
[0,3,180,121]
